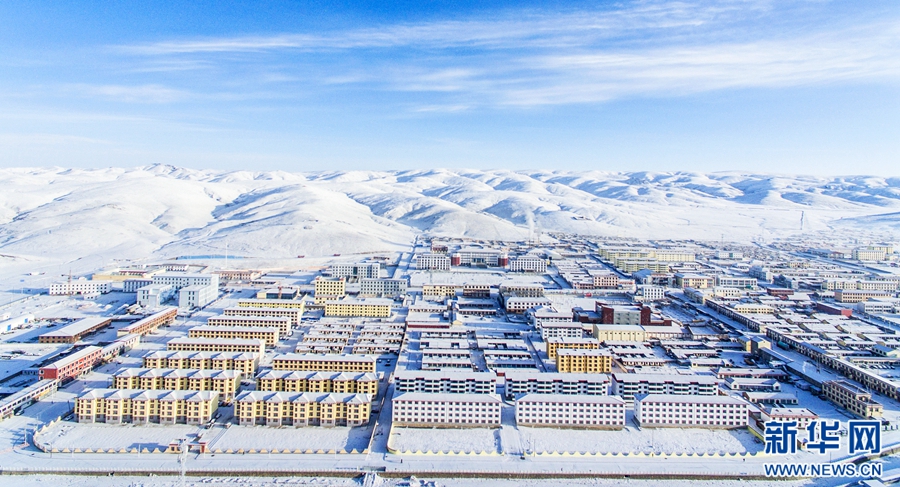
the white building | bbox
[635,394,749,428]
[49,279,112,296]
[611,373,719,401]
[178,283,218,310]
[152,272,220,291]
[636,285,666,302]
[328,262,383,279]
[359,278,408,296]
[516,394,626,429]
[392,392,502,427]
[509,255,547,273]
[540,321,584,340]
[137,284,175,308]
[504,371,609,399]
[123,278,153,293]
[393,370,497,394]
[415,254,451,271]
[714,276,758,289]
[505,296,552,314]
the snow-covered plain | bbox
[2,165,900,286]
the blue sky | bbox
[0,0,897,175]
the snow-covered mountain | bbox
[2,165,899,273]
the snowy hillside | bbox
[1,165,899,274]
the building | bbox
[189,325,280,347]
[255,287,300,300]
[853,248,887,261]
[394,370,497,394]
[136,284,175,308]
[597,304,651,326]
[540,321,584,340]
[499,284,545,299]
[822,380,884,419]
[592,324,647,343]
[178,283,218,310]
[152,272,219,290]
[451,249,504,267]
[761,407,818,430]
[206,315,291,336]
[75,388,218,425]
[328,262,383,279]
[835,290,892,304]
[611,373,719,401]
[422,284,458,300]
[123,278,153,293]
[392,392,502,427]
[166,337,266,355]
[505,296,553,314]
[592,273,620,289]
[556,349,613,373]
[142,350,259,374]
[234,391,371,427]
[509,255,547,273]
[271,353,376,373]
[546,337,601,360]
[223,306,303,325]
[462,284,491,298]
[504,371,609,399]
[117,307,178,337]
[636,285,667,302]
[635,394,749,428]
[415,254,451,271]
[674,273,715,289]
[324,298,392,318]
[359,278,408,297]
[314,277,346,304]
[715,276,758,289]
[255,370,378,394]
[516,394,626,429]
[111,368,242,401]
[214,270,262,282]
[237,298,306,310]
[38,346,103,381]
[49,279,112,296]
[39,317,112,344]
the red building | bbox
[39,346,103,381]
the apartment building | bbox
[271,353,377,373]
[136,284,175,308]
[392,392,502,427]
[509,255,547,273]
[415,254,451,271]
[506,296,552,314]
[546,337,601,360]
[715,276,758,289]
[223,306,303,325]
[611,373,719,401]
[635,394,749,428]
[504,371,609,399]
[117,307,178,337]
[38,346,103,381]
[540,321,583,340]
[324,298,392,318]
[593,324,647,343]
[123,278,153,293]
[314,277,346,304]
[206,315,291,336]
[516,394,626,429]
[189,325,280,347]
[499,284,545,299]
[234,391,371,427]
[393,370,497,394]
[178,283,219,310]
[75,388,219,425]
[142,350,259,374]
[674,273,715,289]
[556,349,613,373]
[451,249,504,267]
[328,262,383,279]
[593,273,620,289]
[422,284,458,300]
[39,317,112,344]
[152,272,219,290]
[237,298,306,310]
[49,279,112,296]
[255,370,378,394]
[359,278,408,296]
[111,368,242,401]
[835,290,892,304]
[166,337,266,355]
[822,380,884,419]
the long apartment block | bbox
[223,306,303,324]
[111,368,242,401]
[611,373,720,401]
[823,380,884,419]
[503,371,610,399]
[117,307,178,337]
[556,349,613,373]
[546,337,602,360]
[237,298,307,310]
[166,337,266,355]
[75,388,219,425]
[391,392,502,428]
[142,350,259,374]
[206,315,291,335]
[516,394,626,429]
[271,353,377,373]
[234,391,371,427]
[188,325,280,347]
[393,370,497,394]
[634,394,749,429]
[255,370,378,394]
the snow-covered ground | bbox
[210,424,373,452]
[38,421,199,451]
[390,427,501,453]
[514,426,760,455]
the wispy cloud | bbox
[68,84,188,103]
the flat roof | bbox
[40,317,111,338]
[392,392,501,403]
[636,394,747,405]
[518,394,624,404]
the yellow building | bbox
[237,298,306,310]
[556,349,613,373]
[314,277,346,304]
[142,351,259,375]
[223,306,303,325]
[592,324,647,343]
[255,370,378,394]
[75,388,218,425]
[546,337,601,360]
[112,368,242,401]
[189,325,280,347]
[207,315,291,335]
[422,284,458,299]
[234,391,371,427]
[324,298,392,318]
[166,337,266,355]
[271,353,376,373]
